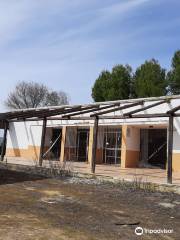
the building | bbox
[1,95,180,183]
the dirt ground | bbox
[0,169,179,240]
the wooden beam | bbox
[167,115,173,184]
[91,101,143,117]
[0,106,83,121]
[98,113,168,119]
[9,112,175,122]
[167,105,180,114]
[0,108,56,120]
[62,105,100,118]
[1,121,8,161]
[8,116,93,122]
[39,118,47,166]
[16,107,71,120]
[35,106,83,118]
[9,113,170,122]
[16,107,66,120]
[91,116,99,173]
[49,116,93,121]
[89,104,119,117]
[123,100,167,116]
[0,105,81,120]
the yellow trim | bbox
[172,153,180,172]
[6,145,40,160]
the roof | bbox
[1,95,180,122]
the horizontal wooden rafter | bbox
[98,113,168,119]
[90,101,143,117]
[2,96,180,122]
[0,107,65,120]
[123,100,167,116]
[167,105,180,114]
[7,112,180,122]
[15,107,67,120]
[62,105,100,118]
[86,103,119,117]
[0,106,84,121]
[19,106,82,120]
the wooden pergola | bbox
[1,95,180,184]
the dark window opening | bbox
[76,129,89,162]
[50,128,62,159]
[140,129,167,169]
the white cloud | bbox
[0,0,175,111]
[99,0,149,17]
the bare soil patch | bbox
[0,169,179,240]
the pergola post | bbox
[39,117,47,166]
[91,116,99,173]
[167,115,174,184]
[1,121,8,161]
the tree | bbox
[92,65,132,102]
[46,91,69,106]
[167,50,180,94]
[133,59,166,98]
[5,81,69,109]
[91,70,111,102]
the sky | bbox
[0,0,180,111]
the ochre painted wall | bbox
[87,127,103,165]
[125,150,139,168]
[172,153,180,172]
[96,148,103,164]
[6,145,40,160]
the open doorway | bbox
[103,127,121,164]
[140,128,167,169]
[48,128,62,160]
[76,129,89,162]
[0,129,5,158]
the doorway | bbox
[50,128,62,159]
[76,129,89,162]
[103,128,121,164]
[140,129,167,169]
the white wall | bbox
[7,121,42,149]
[172,129,180,153]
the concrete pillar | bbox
[121,125,140,168]
[60,126,66,162]
[121,125,127,168]
[171,128,180,172]
[140,129,149,165]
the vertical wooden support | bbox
[39,117,47,166]
[91,116,99,173]
[120,125,127,168]
[87,126,93,164]
[60,126,66,163]
[167,115,173,184]
[1,121,8,161]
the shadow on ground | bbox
[0,169,46,185]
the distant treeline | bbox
[92,50,180,101]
